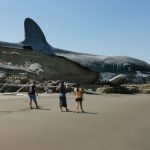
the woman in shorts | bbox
[74,84,85,113]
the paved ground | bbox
[0,93,150,150]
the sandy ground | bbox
[0,93,150,150]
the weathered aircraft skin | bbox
[0,18,150,74]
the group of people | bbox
[27,81,85,113]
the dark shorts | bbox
[75,98,82,102]
[28,94,36,102]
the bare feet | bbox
[36,106,40,109]
[66,108,69,112]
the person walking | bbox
[74,84,85,113]
[27,81,39,109]
[57,81,69,112]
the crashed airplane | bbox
[0,18,150,84]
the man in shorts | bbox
[27,81,39,109]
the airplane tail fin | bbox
[21,18,54,54]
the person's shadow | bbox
[38,108,51,110]
[33,107,51,110]
[67,110,98,115]
[17,107,51,111]
[82,112,98,115]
